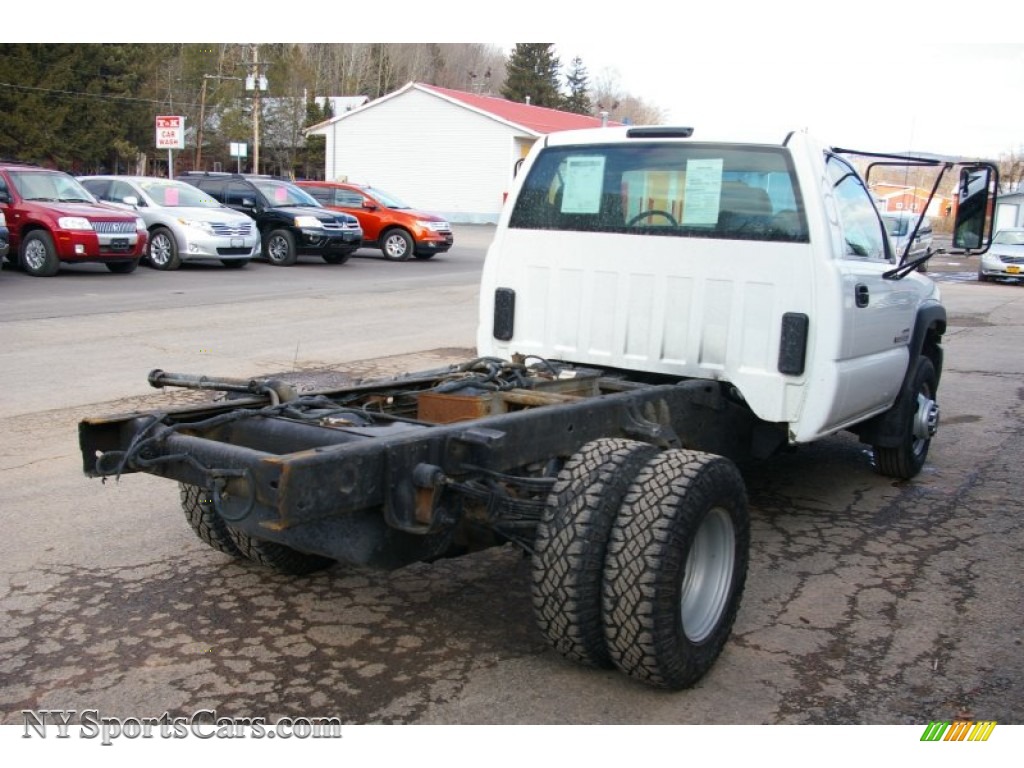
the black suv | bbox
[177,173,362,266]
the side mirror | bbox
[0,189,9,204]
[362,200,377,211]
[240,197,257,209]
[123,195,140,207]
[952,166,997,252]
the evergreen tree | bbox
[0,44,156,170]
[563,56,591,115]
[501,44,562,108]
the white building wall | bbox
[318,89,530,223]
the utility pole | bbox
[246,45,268,174]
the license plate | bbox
[111,238,129,250]
[1008,265,1020,274]
[231,238,243,248]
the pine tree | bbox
[563,56,591,115]
[501,44,562,108]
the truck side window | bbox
[827,156,887,260]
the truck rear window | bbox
[509,142,809,243]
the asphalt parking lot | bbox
[0,226,1021,749]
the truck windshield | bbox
[509,142,809,243]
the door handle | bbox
[855,283,870,308]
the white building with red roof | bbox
[305,81,616,223]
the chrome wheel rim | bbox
[912,391,939,456]
[268,237,289,263]
[680,507,735,643]
[384,234,408,258]
[150,233,172,266]
[24,240,47,272]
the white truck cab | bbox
[479,127,991,469]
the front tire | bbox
[381,228,413,261]
[873,356,939,479]
[20,230,60,277]
[532,438,659,668]
[602,450,750,690]
[148,226,181,270]
[264,229,297,266]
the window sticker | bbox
[682,158,724,224]
[274,187,288,203]
[560,156,605,214]
[165,187,179,206]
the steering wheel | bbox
[626,209,678,226]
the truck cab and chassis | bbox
[79,127,997,690]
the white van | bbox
[881,210,934,261]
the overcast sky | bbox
[17,1,1023,160]
[547,41,1023,159]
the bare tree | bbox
[997,148,1024,193]
[590,67,664,125]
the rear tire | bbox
[180,483,246,559]
[179,482,334,575]
[603,449,749,690]
[226,529,335,575]
[532,438,659,668]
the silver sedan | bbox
[78,175,259,270]
[978,227,1024,282]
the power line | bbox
[0,81,202,109]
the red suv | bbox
[0,163,148,276]
[297,181,453,261]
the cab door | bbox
[825,155,917,428]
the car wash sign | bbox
[155,115,185,150]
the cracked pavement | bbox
[1,272,1021,726]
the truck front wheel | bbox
[532,438,659,668]
[602,449,749,690]
[873,356,939,480]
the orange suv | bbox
[297,181,453,261]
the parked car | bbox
[297,180,453,261]
[0,209,9,264]
[0,162,147,276]
[977,227,1024,282]
[79,175,259,270]
[177,173,362,266]
[881,210,934,260]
